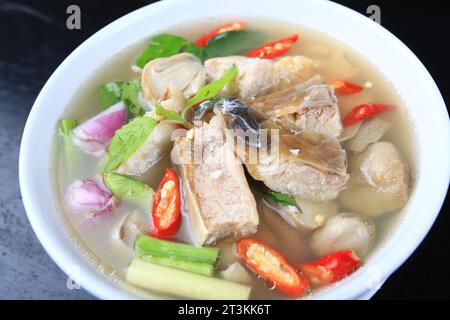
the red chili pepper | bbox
[332,80,364,95]
[342,103,392,127]
[236,238,309,297]
[151,168,181,238]
[195,22,246,47]
[246,34,299,59]
[299,250,362,287]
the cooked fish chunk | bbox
[204,55,315,99]
[339,142,410,216]
[246,75,343,138]
[172,115,259,245]
[216,98,349,201]
[141,53,205,104]
[116,120,175,177]
[248,121,348,201]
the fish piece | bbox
[216,98,349,201]
[252,125,349,201]
[339,142,410,216]
[172,115,259,245]
[204,55,315,99]
[246,75,343,138]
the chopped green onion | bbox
[135,235,219,264]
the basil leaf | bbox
[103,172,154,211]
[121,80,146,117]
[181,65,238,120]
[98,80,146,117]
[155,103,190,128]
[263,188,298,207]
[135,34,205,68]
[102,116,157,172]
[204,30,266,59]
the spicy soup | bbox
[53,18,416,299]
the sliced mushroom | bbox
[258,200,309,262]
[159,85,186,113]
[216,240,239,269]
[263,198,337,232]
[111,210,147,250]
[338,122,362,142]
[141,53,205,104]
[339,142,410,216]
[219,262,253,285]
[345,117,392,153]
[309,213,375,258]
[318,48,359,80]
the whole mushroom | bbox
[309,213,375,258]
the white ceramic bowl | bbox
[19,0,449,300]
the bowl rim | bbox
[19,0,450,300]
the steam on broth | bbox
[53,17,416,299]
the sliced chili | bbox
[236,238,309,297]
[342,103,392,127]
[299,250,362,287]
[246,34,299,59]
[151,168,182,238]
[195,22,246,47]
[332,80,364,95]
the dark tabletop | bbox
[0,0,448,299]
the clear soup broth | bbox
[52,17,416,299]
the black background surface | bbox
[0,0,448,299]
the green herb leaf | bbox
[155,103,191,128]
[135,34,205,68]
[102,116,157,172]
[121,80,146,117]
[182,64,238,120]
[58,119,77,136]
[103,172,154,210]
[99,82,121,108]
[204,30,266,59]
[263,188,298,207]
[98,80,146,118]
